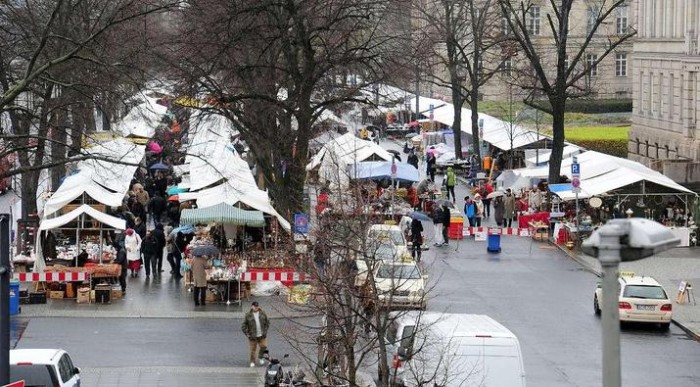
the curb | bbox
[554,242,699,340]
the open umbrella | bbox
[192,244,219,256]
[408,211,432,222]
[149,162,170,171]
[408,121,420,127]
[167,186,187,195]
[167,195,179,202]
[147,141,162,154]
[434,199,455,209]
[169,225,195,237]
[486,191,505,199]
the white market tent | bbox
[499,151,696,200]
[407,97,540,151]
[40,204,126,231]
[114,96,168,138]
[306,132,393,187]
[43,139,145,216]
[525,144,584,167]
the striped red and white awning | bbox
[240,271,308,282]
[13,272,90,282]
[464,227,530,236]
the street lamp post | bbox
[582,218,680,387]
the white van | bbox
[385,312,526,387]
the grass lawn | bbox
[562,125,629,141]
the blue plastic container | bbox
[9,279,20,315]
[486,230,501,253]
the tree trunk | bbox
[50,110,68,191]
[21,170,40,218]
[451,88,463,159]
[469,95,481,160]
[548,102,566,183]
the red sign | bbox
[3,381,26,387]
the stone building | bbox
[629,0,700,186]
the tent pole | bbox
[99,222,103,265]
[75,215,80,267]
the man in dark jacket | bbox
[151,223,166,274]
[441,204,451,246]
[410,218,424,261]
[113,245,128,293]
[149,193,167,225]
[133,216,147,240]
[407,151,419,170]
[241,301,270,367]
[141,231,160,278]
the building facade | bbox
[629,0,700,186]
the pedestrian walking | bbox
[165,226,176,274]
[151,223,166,274]
[141,231,159,278]
[432,204,444,246]
[440,203,451,246]
[149,193,167,225]
[410,217,424,261]
[133,216,147,240]
[134,184,150,207]
[113,244,128,294]
[426,151,437,182]
[464,196,476,227]
[473,194,484,227]
[407,151,419,170]
[445,166,456,203]
[241,301,270,367]
[124,228,142,277]
[172,231,187,279]
[504,188,516,228]
[191,254,210,306]
[494,196,505,227]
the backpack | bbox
[432,206,444,223]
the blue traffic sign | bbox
[571,162,580,176]
[294,214,310,234]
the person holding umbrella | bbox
[426,149,437,182]
[190,252,210,306]
[410,217,424,261]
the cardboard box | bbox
[29,292,46,304]
[76,288,90,304]
[205,290,217,303]
[111,289,123,300]
[49,290,64,299]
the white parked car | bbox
[594,274,672,330]
[367,224,409,259]
[374,260,427,310]
[10,348,81,386]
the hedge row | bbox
[565,99,632,114]
[574,139,628,158]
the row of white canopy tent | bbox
[306,132,394,187]
[497,150,697,200]
[175,111,291,231]
[407,96,541,151]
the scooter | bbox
[263,351,288,387]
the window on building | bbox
[527,6,541,35]
[501,10,511,36]
[616,5,629,34]
[665,145,670,158]
[645,141,649,157]
[655,143,660,159]
[502,57,512,77]
[616,53,627,77]
[586,54,598,77]
[587,5,600,34]
[636,139,640,155]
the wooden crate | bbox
[49,290,64,299]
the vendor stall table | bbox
[243,268,309,288]
[518,212,550,229]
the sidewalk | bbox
[15,274,313,319]
[558,244,700,339]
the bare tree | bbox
[415,0,507,160]
[498,0,635,182]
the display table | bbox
[206,279,250,304]
[528,221,549,241]
[518,212,550,229]
[244,268,309,287]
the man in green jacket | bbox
[241,301,270,367]
[445,166,457,203]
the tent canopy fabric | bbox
[350,161,420,182]
[526,144,584,166]
[114,96,167,138]
[40,204,126,231]
[180,203,265,227]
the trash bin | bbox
[487,229,501,253]
[9,279,20,315]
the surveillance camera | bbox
[581,218,680,262]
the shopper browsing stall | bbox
[124,228,142,277]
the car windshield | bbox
[366,241,396,260]
[368,229,405,246]
[623,285,668,300]
[376,264,421,279]
[11,364,57,386]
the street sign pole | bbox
[572,156,581,228]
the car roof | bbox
[620,276,661,286]
[369,224,401,231]
[10,349,64,364]
[394,312,518,339]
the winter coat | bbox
[504,194,516,219]
[494,197,505,225]
[464,201,475,218]
[133,221,147,240]
[191,255,210,287]
[149,195,167,214]
[124,233,142,262]
[440,205,451,226]
[113,248,128,271]
[151,227,166,252]
[474,200,484,218]
[141,234,159,256]
[135,190,150,207]
[407,153,419,169]
[410,219,424,243]
[242,309,270,339]
[446,167,456,187]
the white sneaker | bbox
[258,359,266,365]
[249,362,255,368]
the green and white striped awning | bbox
[180,203,265,227]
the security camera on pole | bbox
[571,156,581,227]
